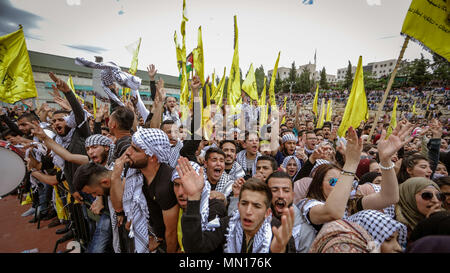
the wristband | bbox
[379,161,395,171]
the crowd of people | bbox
[0,62,449,254]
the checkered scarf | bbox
[224,210,272,253]
[282,155,302,178]
[52,128,76,169]
[168,141,183,168]
[236,150,261,176]
[368,183,396,218]
[85,134,115,166]
[310,159,330,177]
[228,161,245,180]
[171,161,217,232]
[132,128,171,164]
[203,168,235,198]
[347,210,407,249]
[282,133,297,144]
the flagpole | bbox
[367,36,410,143]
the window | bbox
[374,65,377,68]
[390,62,393,66]
[389,69,392,72]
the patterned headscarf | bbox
[282,133,297,144]
[282,155,302,178]
[347,210,407,249]
[310,159,330,177]
[396,177,441,230]
[132,128,171,164]
[85,134,115,166]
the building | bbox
[336,66,356,82]
[312,71,337,84]
[267,67,291,81]
[365,59,396,78]
[27,51,180,108]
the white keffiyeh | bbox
[203,169,235,198]
[282,155,302,178]
[168,141,183,168]
[236,150,261,177]
[224,210,272,253]
[228,161,245,180]
[132,128,171,164]
[52,128,76,169]
[122,168,150,253]
[85,134,116,166]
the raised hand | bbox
[344,126,363,165]
[54,96,72,111]
[190,76,201,96]
[22,99,34,110]
[27,122,47,141]
[147,64,157,81]
[378,120,413,163]
[49,72,71,93]
[49,85,62,99]
[310,146,327,164]
[155,78,166,104]
[270,206,295,253]
[429,119,443,139]
[232,177,245,198]
[176,156,205,200]
[96,104,109,121]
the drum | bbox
[0,141,26,197]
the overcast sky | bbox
[1,0,432,78]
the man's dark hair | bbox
[363,124,372,131]
[239,178,272,209]
[110,106,135,131]
[160,119,175,129]
[2,128,19,138]
[305,130,315,136]
[53,110,71,116]
[101,127,110,132]
[298,129,307,138]
[313,128,322,135]
[210,99,216,105]
[266,171,292,185]
[219,140,237,150]
[18,112,39,123]
[205,147,226,161]
[73,162,110,192]
[244,130,259,142]
[256,155,278,172]
[363,143,375,153]
[322,122,332,129]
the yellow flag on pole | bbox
[401,0,450,61]
[0,27,38,104]
[337,56,368,137]
[193,26,205,86]
[242,63,258,101]
[317,98,325,128]
[93,95,97,119]
[412,100,417,115]
[177,0,190,121]
[67,75,84,105]
[124,37,142,97]
[326,99,332,122]
[269,52,281,107]
[227,15,241,112]
[212,67,226,108]
[312,83,319,117]
[281,96,287,124]
[259,77,268,128]
[387,96,398,138]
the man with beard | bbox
[178,158,296,253]
[220,140,245,180]
[322,122,332,140]
[203,148,235,199]
[161,119,183,168]
[236,131,261,179]
[265,171,316,253]
[110,128,178,253]
[274,133,298,166]
[171,159,227,252]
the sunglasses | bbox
[329,178,339,187]
[421,191,446,202]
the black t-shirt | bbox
[142,163,177,239]
[113,135,132,161]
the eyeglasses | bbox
[421,191,446,202]
[329,178,338,187]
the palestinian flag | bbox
[187,52,194,73]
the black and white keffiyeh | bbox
[282,155,302,178]
[122,168,150,253]
[310,159,330,177]
[224,210,272,253]
[203,169,235,198]
[367,183,396,218]
[85,134,115,166]
[228,161,245,180]
[132,128,171,164]
[171,161,218,232]
[282,133,297,144]
[236,150,261,176]
[52,128,76,169]
[168,140,183,168]
[347,209,407,249]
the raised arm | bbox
[147,64,157,101]
[149,78,166,129]
[110,152,129,214]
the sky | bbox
[0,0,433,79]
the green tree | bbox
[410,54,431,88]
[255,65,265,93]
[319,67,329,90]
[431,53,450,86]
[275,73,283,93]
[298,67,311,93]
[288,61,297,83]
[344,61,353,90]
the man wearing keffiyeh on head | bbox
[274,133,298,167]
[110,127,179,253]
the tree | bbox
[274,73,283,93]
[288,61,297,83]
[319,67,329,90]
[430,53,450,86]
[255,65,265,93]
[344,60,353,90]
[410,54,431,88]
[364,71,383,90]
[298,67,311,93]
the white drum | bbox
[0,141,26,197]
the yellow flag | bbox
[401,0,450,61]
[412,100,417,115]
[124,37,142,97]
[317,98,325,129]
[0,27,38,104]
[337,56,368,137]
[242,63,258,101]
[67,75,84,105]
[212,67,226,108]
[177,0,190,121]
[210,70,216,99]
[269,52,281,107]
[312,83,319,117]
[426,95,432,111]
[259,77,268,128]
[93,95,97,119]
[387,97,398,138]
[193,27,205,85]
[281,97,287,124]
[326,99,332,122]
[174,32,183,74]
[227,15,241,111]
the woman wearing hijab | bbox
[282,155,301,179]
[347,210,407,253]
[395,177,446,238]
